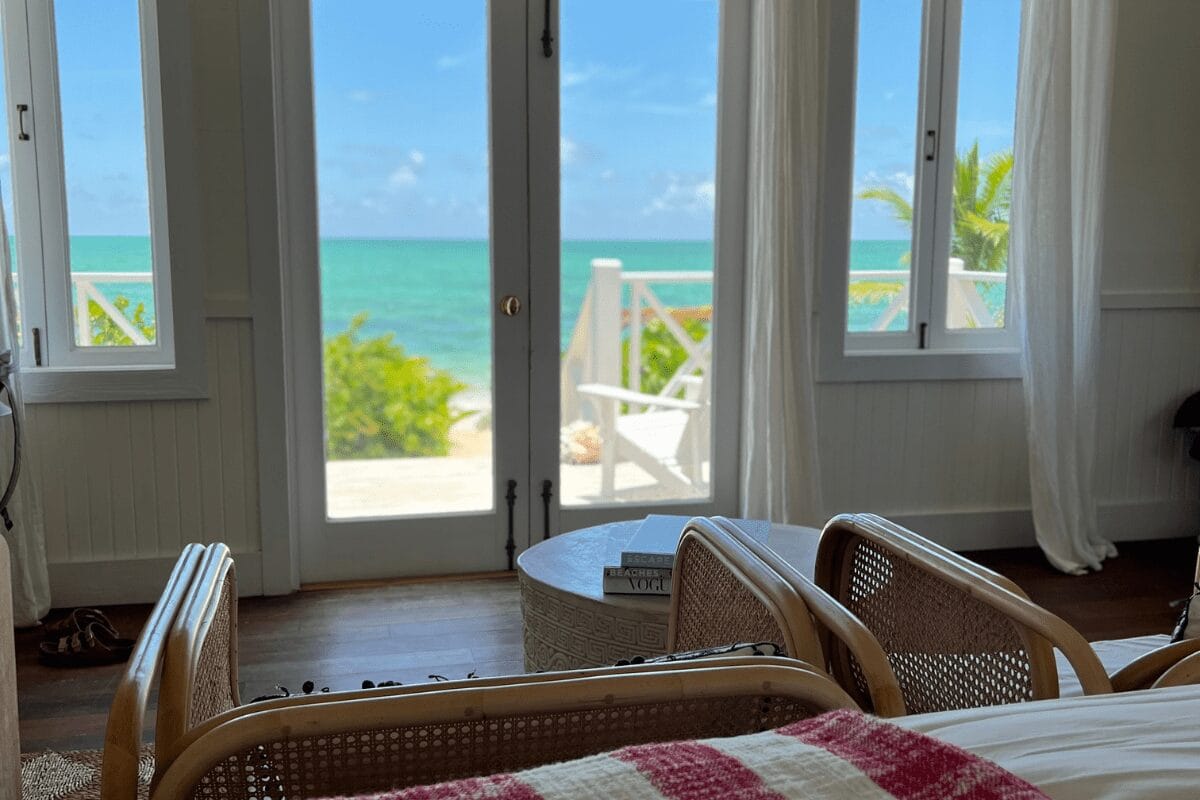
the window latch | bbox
[924,129,936,161]
[16,104,29,141]
[32,327,42,366]
[919,322,929,349]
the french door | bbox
[282,0,745,582]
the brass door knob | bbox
[499,295,522,316]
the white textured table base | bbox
[520,571,668,671]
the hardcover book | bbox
[602,566,672,595]
[620,515,771,569]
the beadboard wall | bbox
[817,306,1200,550]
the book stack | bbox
[603,516,772,596]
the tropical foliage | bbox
[87,295,157,345]
[621,315,708,398]
[324,313,468,459]
[857,140,1013,272]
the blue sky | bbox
[0,1,1018,243]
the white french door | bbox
[281,1,745,582]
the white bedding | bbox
[1056,634,1172,698]
[899,683,1200,799]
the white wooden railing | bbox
[561,259,712,425]
[70,271,154,345]
[850,258,1007,331]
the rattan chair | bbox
[151,660,856,799]
[815,513,1200,714]
[97,543,206,798]
[0,537,17,800]
[155,543,239,780]
[670,517,906,716]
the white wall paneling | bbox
[818,307,1200,549]
[28,319,260,602]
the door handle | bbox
[499,294,522,317]
[16,104,29,141]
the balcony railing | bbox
[849,258,1007,331]
[70,271,154,345]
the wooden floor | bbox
[15,536,1197,753]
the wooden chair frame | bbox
[667,517,825,665]
[847,513,1200,693]
[100,543,205,799]
[817,513,1111,705]
[152,661,856,799]
[157,543,239,774]
[707,516,906,716]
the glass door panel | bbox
[311,0,493,520]
[846,0,923,335]
[942,0,1018,331]
[557,0,719,507]
[54,1,159,350]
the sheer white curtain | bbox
[1013,0,1118,574]
[738,0,824,525]
[0,197,49,625]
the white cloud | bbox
[348,89,374,104]
[436,53,468,70]
[599,168,615,181]
[700,92,717,107]
[387,150,427,190]
[561,62,638,89]
[643,174,715,216]
[856,170,915,195]
[388,165,418,188]
[560,136,579,166]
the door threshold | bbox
[301,570,517,594]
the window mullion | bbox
[22,0,71,366]
[926,0,962,349]
[910,0,954,349]
[2,0,48,366]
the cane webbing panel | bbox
[672,538,788,655]
[840,538,1033,714]
[189,574,237,729]
[186,694,823,799]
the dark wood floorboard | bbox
[15,537,1197,752]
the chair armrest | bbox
[576,383,701,411]
[1110,638,1200,692]
[1152,649,1200,689]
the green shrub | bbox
[621,315,708,398]
[87,295,156,345]
[324,313,468,459]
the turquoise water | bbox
[58,235,916,386]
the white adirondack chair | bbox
[577,372,709,500]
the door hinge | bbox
[923,129,936,161]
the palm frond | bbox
[856,187,913,226]
[978,150,1014,215]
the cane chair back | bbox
[815,514,1110,714]
[157,543,239,776]
[99,543,205,799]
[667,517,823,666]
[708,517,905,716]
[152,661,856,799]
[0,538,17,800]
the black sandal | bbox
[42,608,116,641]
[38,621,135,667]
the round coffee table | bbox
[517,519,820,672]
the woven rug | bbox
[20,745,154,800]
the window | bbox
[821,0,1021,381]
[0,0,203,397]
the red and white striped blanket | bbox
[324,710,1047,800]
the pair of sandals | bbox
[38,608,136,668]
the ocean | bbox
[63,235,912,387]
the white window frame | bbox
[819,0,1021,383]
[1,0,205,401]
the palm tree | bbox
[857,140,1013,272]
